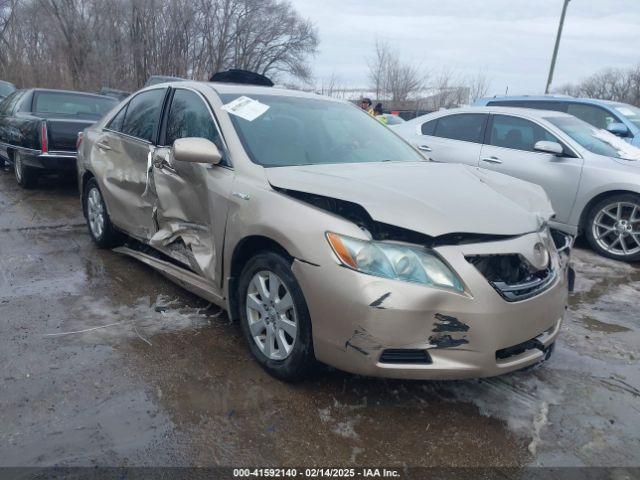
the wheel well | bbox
[579,190,640,234]
[227,236,292,321]
[81,171,95,217]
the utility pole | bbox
[545,0,571,94]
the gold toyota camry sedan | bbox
[77,74,573,381]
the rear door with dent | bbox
[93,88,168,239]
[148,87,234,285]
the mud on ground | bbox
[0,169,638,468]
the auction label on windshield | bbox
[222,96,269,121]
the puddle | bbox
[581,316,631,333]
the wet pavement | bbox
[0,168,639,468]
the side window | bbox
[489,114,559,152]
[420,119,436,135]
[433,114,487,143]
[566,103,617,130]
[121,89,166,142]
[107,106,127,132]
[165,89,222,150]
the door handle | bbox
[418,145,432,152]
[96,141,111,151]
[481,156,502,164]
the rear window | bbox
[433,114,487,143]
[33,92,116,119]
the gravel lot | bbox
[0,168,638,468]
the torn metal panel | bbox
[144,147,224,282]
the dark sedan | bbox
[0,88,117,188]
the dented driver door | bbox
[148,146,233,285]
[145,88,234,287]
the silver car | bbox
[394,107,640,262]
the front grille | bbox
[379,349,432,364]
[466,253,556,301]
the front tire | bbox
[83,178,124,248]
[14,152,37,188]
[238,251,316,381]
[585,193,640,262]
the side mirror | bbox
[173,137,222,165]
[606,122,629,137]
[534,140,564,156]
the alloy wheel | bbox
[592,201,640,257]
[245,270,298,360]
[87,187,105,240]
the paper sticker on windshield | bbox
[221,96,269,121]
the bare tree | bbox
[0,0,319,91]
[367,39,424,102]
[466,72,491,103]
[555,64,640,107]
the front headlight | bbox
[326,232,464,292]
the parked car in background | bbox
[98,87,130,101]
[144,75,184,87]
[0,88,117,187]
[475,96,640,147]
[393,106,640,261]
[0,80,16,101]
[78,80,571,381]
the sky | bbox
[289,0,640,95]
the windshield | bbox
[547,116,640,161]
[33,92,117,119]
[613,104,640,129]
[0,82,15,97]
[219,93,424,167]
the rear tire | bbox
[584,193,640,262]
[238,251,316,381]
[83,178,124,248]
[14,152,37,189]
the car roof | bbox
[207,82,339,101]
[477,95,631,109]
[145,80,343,103]
[416,106,573,121]
[29,88,116,100]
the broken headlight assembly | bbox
[326,232,464,292]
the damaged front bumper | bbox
[293,231,570,380]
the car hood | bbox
[266,162,554,237]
